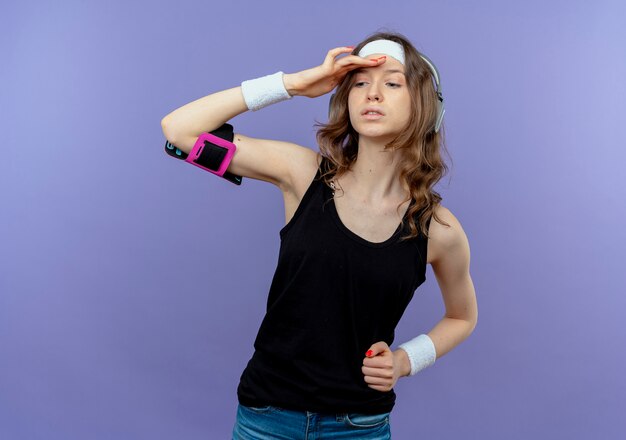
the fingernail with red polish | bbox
[366,350,373,357]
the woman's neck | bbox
[340,137,408,202]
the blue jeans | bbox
[232,403,391,439]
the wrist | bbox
[282,73,301,97]
[397,334,437,376]
[240,71,292,111]
[394,349,411,377]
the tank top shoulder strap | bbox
[404,202,434,241]
[317,155,329,178]
[279,155,327,238]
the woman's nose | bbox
[367,83,382,101]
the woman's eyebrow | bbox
[354,68,406,76]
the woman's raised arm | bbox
[160,47,384,189]
[161,85,247,148]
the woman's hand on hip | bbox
[361,341,407,392]
[283,46,386,98]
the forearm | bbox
[282,73,303,96]
[161,86,249,142]
[161,45,374,141]
[394,316,475,378]
[426,316,476,360]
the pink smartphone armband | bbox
[185,132,237,177]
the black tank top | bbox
[236,157,432,414]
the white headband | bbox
[358,39,405,65]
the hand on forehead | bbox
[355,54,405,76]
[361,53,404,68]
[358,39,406,65]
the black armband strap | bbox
[164,123,242,185]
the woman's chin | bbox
[355,129,397,143]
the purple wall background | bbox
[2,1,625,438]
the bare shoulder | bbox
[426,204,471,266]
[285,148,321,198]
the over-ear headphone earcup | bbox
[418,53,445,133]
[434,97,445,133]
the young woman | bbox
[161,31,478,440]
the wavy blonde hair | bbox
[314,30,452,241]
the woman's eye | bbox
[354,82,400,88]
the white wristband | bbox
[240,71,292,111]
[398,334,437,376]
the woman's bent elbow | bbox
[161,118,179,144]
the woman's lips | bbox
[362,112,384,120]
